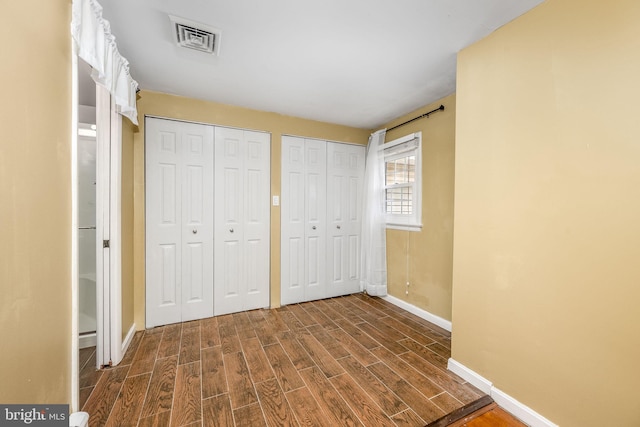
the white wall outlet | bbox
[272,195,280,206]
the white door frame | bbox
[71,48,80,412]
[71,55,123,411]
[95,84,124,368]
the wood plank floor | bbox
[80,294,486,427]
[449,404,526,427]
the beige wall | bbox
[133,91,370,329]
[383,94,456,321]
[453,0,640,425]
[121,118,136,339]
[0,0,71,404]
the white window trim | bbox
[381,132,422,231]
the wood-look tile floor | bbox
[80,294,484,427]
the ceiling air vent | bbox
[169,15,221,55]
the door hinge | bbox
[103,239,110,249]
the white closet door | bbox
[281,136,327,305]
[304,139,327,301]
[181,128,215,321]
[146,118,214,328]
[281,137,305,305]
[326,143,365,298]
[243,131,271,311]
[214,127,270,315]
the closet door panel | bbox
[146,124,182,327]
[345,147,365,292]
[304,139,327,302]
[282,138,367,305]
[214,127,245,315]
[215,128,270,315]
[181,126,214,321]
[242,131,270,310]
[245,239,264,295]
[327,144,346,297]
[158,243,178,309]
[221,240,241,296]
[348,234,359,281]
[331,236,343,283]
[326,142,365,298]
[281,137,306,305]
[146,118,214,327]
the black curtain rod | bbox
[387,104,445,132]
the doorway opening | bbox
[72,56,125,411]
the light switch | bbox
[272,195,280,206]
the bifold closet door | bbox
[145,118,214,328]
[281,136,327,305]
[326,142,366,298]
[326,142,366,297]
[214,127,271,315]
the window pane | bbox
[406,156,415,182]
[386,161,396,185]
[385,155,416,186]
[385,187,413,215]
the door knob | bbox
[230,228,234,233]
[337,225,341,229]
[312,226,317,230]
[192,229,197,234]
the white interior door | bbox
[243,131,271,310]
[181,128,215,321]
[281,136,306,305]
[146,118,214,328]
[327,142,365,297]
[281,136,327,305]
[304,139,327,301]
[95,85,125,367]
[214,127,270,315]
[95,86,111,365]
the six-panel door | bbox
[214,127,271,315]
[146,118,271,326]
[147,119,361,323]
[327,142,366,298]
[145,118,214,328]
[281,136,365,305]
[281,136,328,305]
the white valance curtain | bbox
[360,129,388,296]
[71,0,139,125]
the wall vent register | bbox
[170,15,221,55]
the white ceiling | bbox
[97,0,543,129]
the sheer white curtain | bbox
[360,129,388,296]
[71,0,139,124]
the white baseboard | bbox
[381,294,452,332]
[491,387,558,427]
[447,358,558,427]
[122,323,136,357]
[69,411,89,427]
[79,332,96,349]
[447,358,492,394]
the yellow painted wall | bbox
[133,91,369,329]
[453,0,640,425]
[383,94,456,321]
[0,0,71,404]
[121,118,136,340]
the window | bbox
[383,132,422,230]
